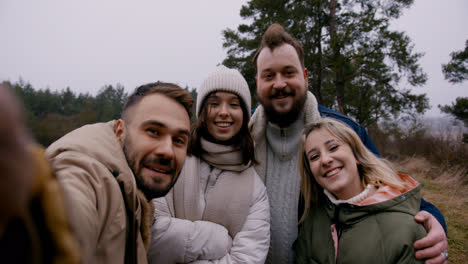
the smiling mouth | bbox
[144,162,173,176]
[215,122,233,128]
[147,167,170,174]
[324,167,340,177]
[271,93,292,99]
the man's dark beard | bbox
[258,89,307,128]
[123,138,178,200]
[134,167,176,200]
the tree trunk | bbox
[329,0,345,113]
[311,0,324,104]
[336,69,345,114]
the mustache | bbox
[269,86,294,98]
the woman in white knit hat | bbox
[148,65,270,264]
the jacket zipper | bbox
[334,205,343,240]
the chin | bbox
[145,186,172,200]
[273,104,293,113]
[136,176,174,199]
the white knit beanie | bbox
[196,65,251,118]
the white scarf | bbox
[170,139,255,237]
[200,138,251,172]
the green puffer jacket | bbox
[294,174,426,264]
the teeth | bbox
[216,122,231,127]
[151,167,168,174]
[325,168,339,177]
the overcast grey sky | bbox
[1,0,467,117]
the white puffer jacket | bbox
[148,157,270,264]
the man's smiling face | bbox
[256,43,308,127]
[115,93,190,199]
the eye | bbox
[284,67,296,76]
[329,144,339,151]
[309,154,319,161]
[262,72,273,80]
[230,101,241,107]
[173,137,187,146]
[146,128,160,136]
[208,101,219,107]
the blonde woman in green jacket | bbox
[294,118,427,263]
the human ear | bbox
[114,119,126,145]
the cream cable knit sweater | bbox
[249,91,321,264]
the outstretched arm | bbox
[0,84,34,224]
[414,211,448,264]
[420,198,447,233]
[46,151,104,263]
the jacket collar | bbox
[324,173,421,226]
[45,120,153,250]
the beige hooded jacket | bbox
[45,121,154,264]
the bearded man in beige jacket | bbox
[46,82,193,263]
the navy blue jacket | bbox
[318,105,380,156]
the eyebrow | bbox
[142,120,190,137]
[306,139,336,156]
[261,65,297,73]
[284,65,296,70]
[306,148,316,156]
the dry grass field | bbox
[393,157,468,264]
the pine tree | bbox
[439,40,468,139]
[442,39,468,83]
[222,0,429,126]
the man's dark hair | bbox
[252,23,305,72]
[189,92,257,165]
[122,81,194,121]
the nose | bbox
[154,136,174,160]
[321,152,333,167]
[272,75,286,90]
[218,102,229,117]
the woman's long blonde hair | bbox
[298,118,405,223]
